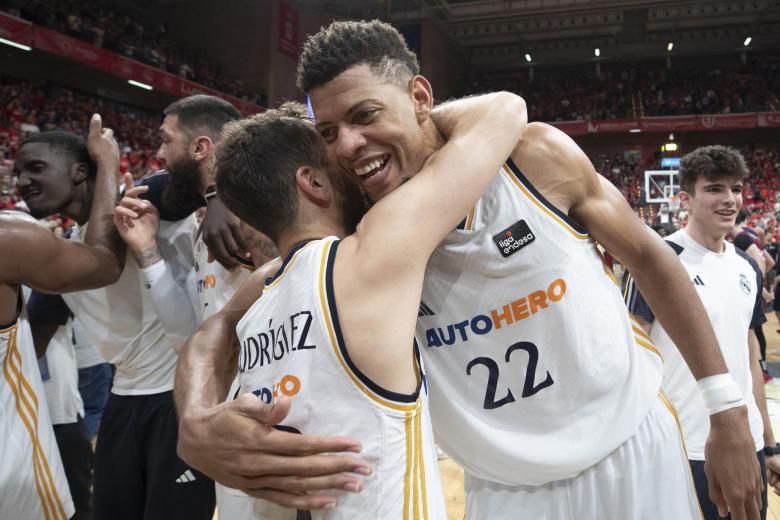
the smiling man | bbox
[625,146,780,520]
[177,20,764,520]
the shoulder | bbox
[0,209,39,227]
[510,122,595,214]
[734,245,761,277]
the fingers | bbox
[233,454,370,484]
[123,173,135,193]
[89,113,102,135]
[707,473,728,518]
[205,232,238,269]
[229,219,248,253]
[115,205,141,220]
[243,488,337,510]
[243,472,364,495]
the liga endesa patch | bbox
[493,220,535,257]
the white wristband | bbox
[697,373,745,415]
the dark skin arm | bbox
[0,115,122,309]
[201,195,249,270]
[174,259,372,509]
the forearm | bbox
[749,330,776,447]
[430,92,527,140]
[174,311,241,415]
[140,258,198,344]
[83,157,124,276]
[628,241,728,379]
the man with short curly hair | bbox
[178,20,764,520]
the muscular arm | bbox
[513,122,762,520]
[0,115,123,293]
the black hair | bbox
[163,95,241,139]
[679,145,748,194]
[20,131,96,177]
[297,20,419,93]
[214,103,325,243]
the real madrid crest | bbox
[739,273,751,295]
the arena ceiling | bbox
[304,0,780,71]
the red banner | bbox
[0,12,264,114]
[698,113,756,130]
[549,120,588,135]
[757,112,780,128]
[0,12,32,46]
[34,26,114,70]
[547,112,780,136]
[640,115,698,133]
[587,118,639,133]
[278,0,299,60]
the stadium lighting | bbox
[594,48,600,57]
[128,79,153,91]
[667,42,674,52]
[629,129,641,133]
[743,36,752,46]
[525,53,532,62]
[0,37,32,51]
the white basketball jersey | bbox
[236,238,445,519]
[417,159,663,486]
[1,312,74,519]
[193,230,254,321]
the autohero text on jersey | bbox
[424,278,567,348]
[239,310,316,372]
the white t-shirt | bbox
[71,316,105,369]
[39,318,85,425]
[625,228,766,459]
[62,217,198,395]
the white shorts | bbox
[465,394,702,520]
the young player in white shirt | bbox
[625,145,780,519]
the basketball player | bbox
[188,90,525,517]
[114,94,278,518]
[179,20,762,520]
[15,134,213,518]
[625,146,780,520]
[2,114,121,520]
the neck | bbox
[198,162,211,196]
[275,219,346,259]
[422,118,447,158]
[65,180,96,225]
[685,221,726,253]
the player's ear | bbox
[71,162,89,184]
[296,166,330,206]
[192,135,213,161]
[409,75,433,124]
[679,190,692,209]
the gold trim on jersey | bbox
[658,392,705,519]
[2,326,68,520]
[264,242,315,292]
[415,401,429,520]
[592,243,619,286]
[317,240,418,413]
[500,164,589,241]
[463,206,477,231]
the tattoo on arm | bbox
[135,245,162,268]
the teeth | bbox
[354,158,383,176]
